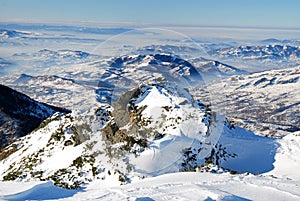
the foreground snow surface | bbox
[0,131,299,201]
[0,172,299,201]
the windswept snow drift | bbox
[1,171,299,201]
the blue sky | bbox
[0,0,300,28]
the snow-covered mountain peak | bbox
[0,82,228,188]
[1,78,299,192]
[103,82,226,176]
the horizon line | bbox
[1,19,300,31]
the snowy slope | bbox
[268,131,300,180]
[0,84,70,150]
[195,66,300,138]
[0,104,112,189]
[1,170,299,201]
[64,171,300,201]
[1,131,299,200]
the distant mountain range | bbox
[12,49,100,68]
[95,53,246,103]
[212,44,300,61]
[210,44,300,71]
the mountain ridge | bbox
[1,82,297,190]
[0,84,71,150]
